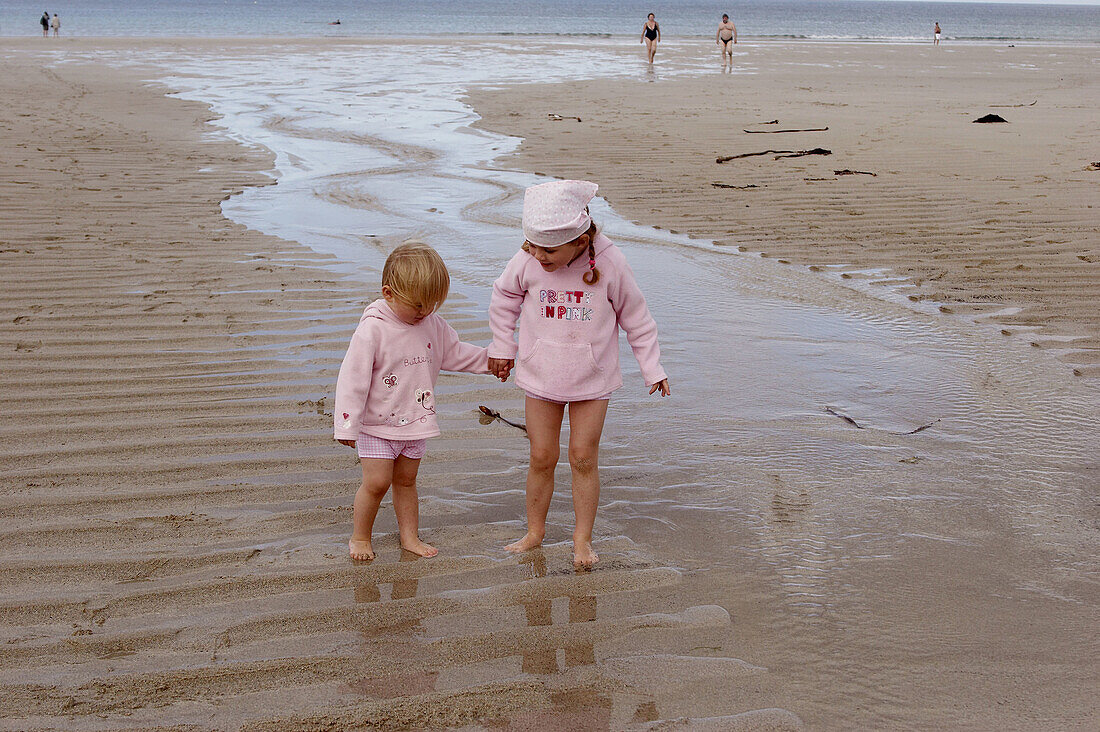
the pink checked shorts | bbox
[356,434,427,461]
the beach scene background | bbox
[3,0,1100,41]
[1,1,1098,729]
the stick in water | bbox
[479,405,528,433]
[743,127,829,134]
[824,407,939,435]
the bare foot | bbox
[400,538,438,557]
[573,540,599,569]
[349,539,375,561]
[505,531,545,553]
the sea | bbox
[3,0,1099,42]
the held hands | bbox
[649,378,671,397]
[337,439,356,448]
[488,357,515,382]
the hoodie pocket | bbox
[520,339,604,394]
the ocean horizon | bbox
[5,0,1100,42]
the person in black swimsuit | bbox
[717,14,738,71]
[640,13,660,64]
[41,10,50,37]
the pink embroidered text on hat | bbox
[521,180,599,248]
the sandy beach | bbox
[468,42,1100,377]
[1,39,1098,730]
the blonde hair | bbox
[382,241,450,312]
[521,222,601,285]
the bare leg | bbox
[390,454,437,557]
[350,458,394,560]
[566,399,609,568]
[506,396,565,552]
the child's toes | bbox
[402,540,438,558]
[348,540,374,561]
[572,543,599,569]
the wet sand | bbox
[0,49,799,731]
[2,41,1099,730]
[467,42,1100,377]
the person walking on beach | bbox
[640,13,661,64]
[50,13,60,37]
[40,11,50,37]
[934,22,941,45]
[488,180,671,568]
[334,242,494,561]
[717,14,738,70]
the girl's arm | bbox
[607,252,667,387]
[333,329,376,441]
[487,253,527,360]
[436,318,490,374]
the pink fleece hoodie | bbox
[334,299,489,441]
[489,233,666,402]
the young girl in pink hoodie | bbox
[488,180,671,568]
[335,242,490,560]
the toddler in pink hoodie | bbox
[488,180,671,568]
[335,242,490,560]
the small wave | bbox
[487,31,614,38]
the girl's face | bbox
[382,286,434,324]
[526,237,588,273]
[648,14,655,20]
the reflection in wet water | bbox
[518,550,598,674]
[353,549,422,603]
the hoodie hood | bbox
[362,298,408,327]
[561,231,614,272]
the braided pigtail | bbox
[582,240,600,285]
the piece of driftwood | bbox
[775,148,831,159]
[972,114,1008,124]
[990,100,1036,107]
[478,405,528,433]
[834,169,877,176]
[744,127,829,134]
[711,182,761,189]
[824,407,939,435]
[548,113,582,122]
[717,148,831,163]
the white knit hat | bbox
[522,180,599,248]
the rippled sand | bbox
[2,40,1098,730]
[467,42,1100,377]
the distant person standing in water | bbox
[640,13,660,64]
[934,22,941,45]
[717,14,737,70]
[40,11,50,37]
[50,13,60,37]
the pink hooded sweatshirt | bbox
[334,299,489,441]
[488,232,666,402]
